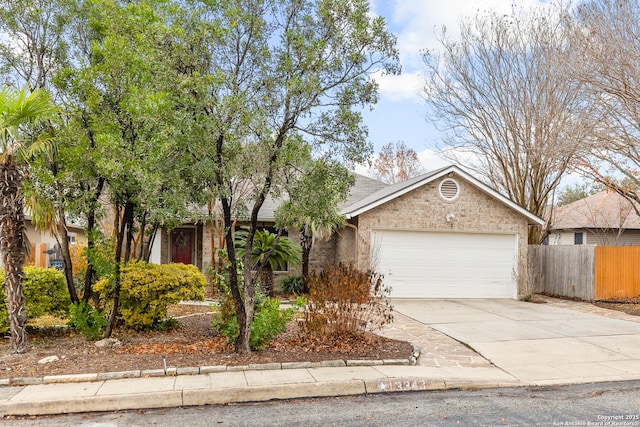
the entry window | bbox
[574,232,584,245]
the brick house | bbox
[152,165,544,299]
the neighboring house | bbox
[548,191,640,246]
[5,215,87,269]
[150,165,544,299]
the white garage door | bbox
[372,230,517,299]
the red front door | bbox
[171,228,195,265]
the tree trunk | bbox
[259,264,274,298]
[221,197,251,353]
[240,262,254,352]
[0,162,28,353]
[56,209,78,303]
[141,223,158,262]
[82,176,105,303]
[300,225,312,289]
[104,200,134,338]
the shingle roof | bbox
[252,172,389,221]
[341,173,389,208]
[551,191,640,230]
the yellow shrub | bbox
[69,244,88,282]
[94,261,206,330]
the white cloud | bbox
[371,0,554,103]
[353,160,372,177]
[417,147,484,173]
[417,148,450,171]
[373,70,422,102]
[386,0,523,68]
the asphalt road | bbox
[5,381,640,427]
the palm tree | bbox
[0,86,55,354]
[235,229,301,297]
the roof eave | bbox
[341,165,546,226]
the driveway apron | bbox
[391,298,640,384]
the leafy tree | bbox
[276,156,352,285]
[370,141,423,184]
[184,0,399,352]
[0,0,82,302]
[0,0,70,90]
[235,229,301,298]
[54,0,207,337]
[0,86,56,353]
[556,182,601,207]
[422,5,592,243]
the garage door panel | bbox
[373,230,517,299]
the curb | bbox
[0,376,525,417]
[0,351,418,388]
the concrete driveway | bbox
[392,299,640,384]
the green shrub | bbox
[0,266,71,334]
[68,301,107,340]
[250,297,305,350]
[94,262,206,330]
[212,278,265,347]
[302,263,393,339]
[214,295,305,350]
[279,275,306,295]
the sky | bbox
[358,0,555,175]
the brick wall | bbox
[335,174,530,297]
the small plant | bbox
[212,280,266,347]
[279,275,306,295]
[301,263,393,340]
[68,301,107,340]
[250,296,306,350]
[155,318,179,332]
[214,296,305,350]
[213,261,305,349]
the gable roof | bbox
[340,164,545,225]
[551,190,640,230]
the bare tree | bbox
[370,141,423,184]
[567,0,640,208]
[422,5,592,243]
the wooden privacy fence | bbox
[528,245,640,300]
[594,247,640,299]
[25,243,48,268]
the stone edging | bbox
[0,345,420,387]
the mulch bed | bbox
[0,305,412,381]
[594,296,640,317]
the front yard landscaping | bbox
[0,303,412,381]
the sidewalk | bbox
[0,362,520,416]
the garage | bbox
[372,230,518,299]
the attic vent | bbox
[439,178,460,201]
